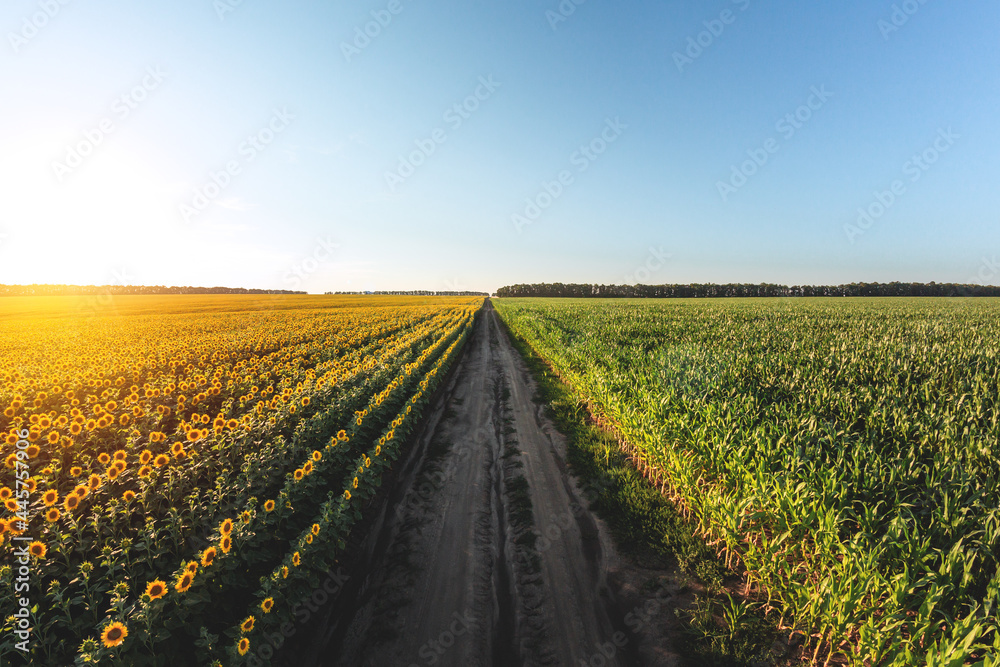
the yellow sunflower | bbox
[145,580,167,601]
[100,621,128,648]
[174,571,194,593]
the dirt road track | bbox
[295,302,677,666]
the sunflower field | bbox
[495,297,1000,667]
[0,294,481,665]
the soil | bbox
[286,302,691,667]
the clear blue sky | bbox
[1,0,997,293]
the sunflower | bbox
[73,484,89,498]
[113,460,126,473]
[303,461,314,475]
[63,495,80,511]
[220,535,232,554]
[237,638,250,656]
[88,474,102,490]
[107,467,119,481]
[312,450,322,462]
[263,499,275,512]
[123,490,136,502]
[170,442,184,456]
[220,518,234,535]
[292,552,300,567]
[47,431,59,445]
[69,423,82,436]
[145,580,167,601]
[174,571,194,593]
[281,566,289,579]
[97,452,111,465]
[240,510,252,523]
[311,523,320,536]
[0,488,10,501]
[153,454,169,468]
[201,547,217,567]
[344,490,351,501]
[375,445,381,457]
[240,616,255,633]
[306,534,314,544]
[138,465,152,478]
[139,450,153,464]
[70,466,82,477]
[113,449,127,462]
[261,597,274,614]
[100,621,128,648]
[4,499,19,512]
[28,541,46,558]
[352,477,359,489]
[293,469,304,481]
[45,507,61,523]
[24,478,37,493]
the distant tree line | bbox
[326,290,489,296]
[494,282,1000,298]
[0,284,306,296]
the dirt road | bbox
[296,302,676,666]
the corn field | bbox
[494,297,1000,666]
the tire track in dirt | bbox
[303,302,647,666]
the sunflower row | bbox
[223,317,471,665]
[106,307,467,632]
